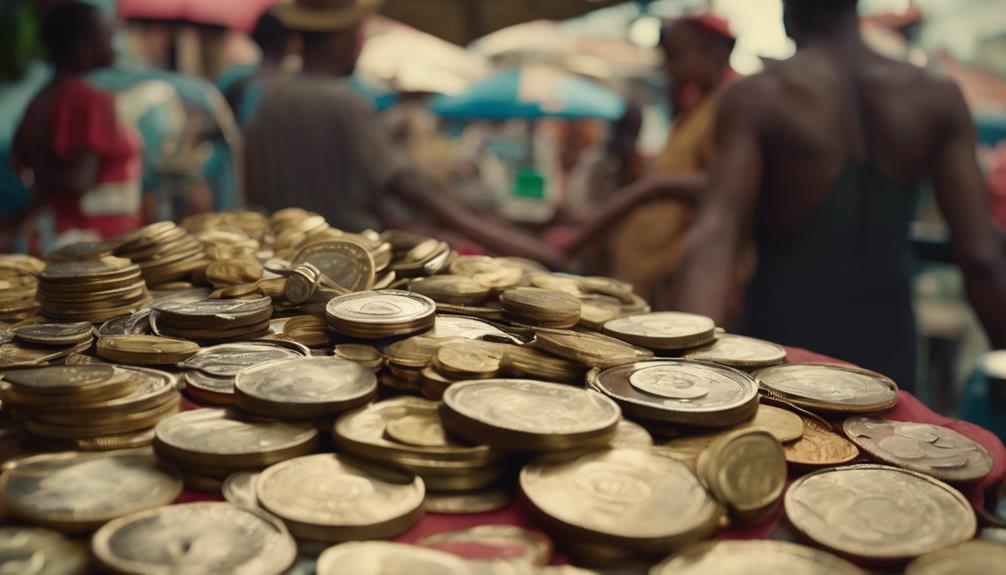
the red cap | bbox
[678,12,736,43]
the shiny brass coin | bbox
[441,379,620,452]
[755,363,899,413]
[409,275,491,305]
[24,397,180,439]
[904,540,1006,575]
[433,340,506,379]
[655,434,721,468]
[91,502,296,575]
[423,487,512,514]
[152,296,272,328]
[500,287,581,328]
[234,357,377,419]
[0,526,88,575]
[650,540,866,575]
[114,221,178,250]
[334,344,383,369]
[206,259,264,288]
[96,335,200,365]
[592,360,759,427]
[603,312,716,351]
[731,404,805,443]
[10,322,93,346]
[503,344,586,383]
[316,541,468,575]
[1,365,123,398]
[181,342,307,377]
[256,454,425,542]
[784,417,859,467]
[521,449,721,553]
[34,367,176,417]
[533,329,654,369]
[326,290,436,339]
[785,464,976,563]
[418,524,551,567]
[842,417,993,483]
[154,408,319,468]
[0,451,182,533]
[293,239,375,292]
[700,429,786,521]
[683,334,787,368]
[223,471,260,509]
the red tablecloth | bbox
[177,347,1006,557]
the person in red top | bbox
[13,1,141,254]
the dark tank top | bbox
[743,160,919,391]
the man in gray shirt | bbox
[246,0,563,267]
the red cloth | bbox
[174,347,1006,559]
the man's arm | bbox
[665,83,763,322]
[931,81,1006,349]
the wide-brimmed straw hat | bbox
[275,0,383,32]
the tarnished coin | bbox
[418,525,551,567]
[500,288,581,328]
[154,408,319,468]
[222,471,260,509]
[785,464,976,563]
[650,540,866,575]
[784,417,859,467]
[10,322,93,346]
[424,488,512,514]
[293,239,375,292]
[433,341,506,379]
[1,365,126,399]
[0,451,182,533]
[19,367,176,417]
[152,297,272,326]
[603,312,716,351]
[206,259,263,288]
[181,342,307,377]
[96,335,200,365]
[521,449,721,553]
[904,540,1006,575]
[699,429,786,521]
[256,454,425,542]
[234,357,377,419]
[732,405,805,443]
[283,264,321,304]
[683,334,787,368]
[38,256,135,281]
[592,360,759,427]
[97,309,152,337]
[755,363,898,413]
[533,330,654,369]
[0,526,88,575]
[91,502,296,575]
[316,542,469,575]
[842,417,993,483]
[441,379,621,452]
[326,290,436,338]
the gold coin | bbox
[731,404,805,443]
[257,276,287,298]
[334,344,383,369]
[842,417,993,483]
[256,454,425,542]
[784,417,859,467]
[385,413,458,448]
[0,340,84,368]
[316,541,469,575]
[283,265,321,304]
[755,363,899,413]
[417,524,551,566]
[91,502,296,575]
[293,239,375,292]
[603,312,716,351]
[785,464,976,562]
[34,366,176,416]
[651,540,866,575]
[96,335,200,365]
[10,322,93,346]
[153,408,319,468]
[905,540,1006,575]
[1,365,127,399]
[223,471,261,509]
[683,334,787,368]
[423,487,512,514]
[325,290,436,339]
[500,287,581,328]
[0,451,182,533]
[502,344,586,383]
[655,434,721,467]
[520,449,721,553]
[533,329,653,369]
[433,340,505,379]
[234,357,377,419]
[24,397,179,439]
[0,526,89,574]
[441,379,620,452]
[408,275,491,305]
[700,429,786,520]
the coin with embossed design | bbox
[235,357,377,419]
[650,540,866,575]
[699,429,786,522]
[603,312,716,350]
[784,417,859,467]
[326,290,436,338]
[683,334,787,368]
[293,239,375,292]
[10,322,93,346]
[755,363,898,413]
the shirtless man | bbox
[671,0,1006,390]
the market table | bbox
[175,346,1006,569]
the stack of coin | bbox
[590,360,760,432]
[281,314,332,348]
[500,288,581,328]
[326,290,436,339]
[525,273,650,331]
[113,221,208,286]
[184,210,270,243]
[1,365,181,451]
[389,237,452,278]
[10,321,94,348]
[36,256,149,323]
[603,311,717,351]
[152,296,273,342]
[333,397,506,495]
[532,329,653,369]
[271,209,330,259]
[755,363,899,414]
[153,408,319,490]
[234,357,377,420]
[440,379,620,453]
[448,255,525,292]
[696,429,787,523]
[520,449,722,567]
[95,335,200,365]
[255,454,425,543]
[179,341,308,405]
[0,254,43,322]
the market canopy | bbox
[430,65,624,120]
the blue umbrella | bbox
[977,113,1006,147]
[430,66,624,120]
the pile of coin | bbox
[112,221,208,287]
[1,321,96,368]
[234,357,377,420]
[0,254,43,322]
[36,256,150,323]
[500,287,581,328]
[326,290,436,339]
[95,334,199,365]
[152,296,273,342]
[178,341,308,405]
[0,365,180,451]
